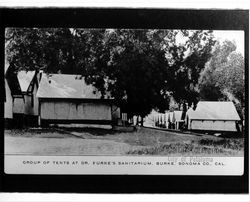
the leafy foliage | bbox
[198,40,245,117]
[84,29,216,117]
[165,30,216,105]
[5,28,216,118]
[6,28,76,73]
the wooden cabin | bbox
[185,101,241,132]
[36,73,120,128]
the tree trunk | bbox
[181,102,187,120]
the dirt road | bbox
[5,132,133,155]
[4,128,243,156]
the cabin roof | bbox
[37,73,111,99]
[17,71,36,92]
[187,101,240,121]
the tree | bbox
[199,40,237,100]
[218,52,245,103]
[84,29,215,121]
[6,28,216,121]
[6,28,62,72]
[164,30,216,106]
[199,40,245,117]
[84,29,171,121]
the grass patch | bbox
[5,127,244,156]
[109,128,206,147]
[197,138,244,150]
[127,137,244,156]
[127,143,226,156]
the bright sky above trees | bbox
[213,30,244,55]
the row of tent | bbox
[4,63,242,133]
[144,101,241,132]
[144,110,184,130]
[4,64,121,128]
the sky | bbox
[213,30,244,56]
[175,30,245,57]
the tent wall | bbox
[40,100,112,123]
[24,82,39,116]
[4,79,13,119]
[189,120,237,132]
[13,98,24,114]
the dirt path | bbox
[5,135,134,155]
[4,128,243,156]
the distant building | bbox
[185,101,241,132]
[36,73,119,128]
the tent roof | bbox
[188,101,240,121]
[17,71,36,92]
[186,108,195,117]
[37,73,111,99]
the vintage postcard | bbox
[4,26,245,175]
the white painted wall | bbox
[190,120,237,132]
[4,79,13,119]
[40,101,112,121]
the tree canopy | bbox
[5,28,216,118]
[198,40,245,117]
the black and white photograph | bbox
[3,27,245,174]
[0,8,248,195]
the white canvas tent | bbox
[4,63,24,127]
[173,111,184,130]
[4,63,13,120]
[142,110,158,127]
[185,101,240,132]
[15,71,40,126]
[168,112,174,123]
[36,73,118,128]
[142,110,167,128]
